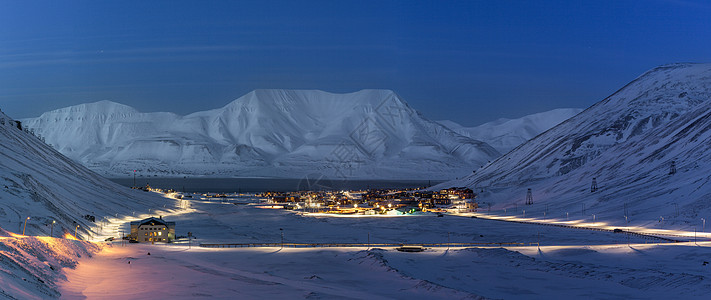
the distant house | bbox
[130,217,175,243]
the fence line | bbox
[471,216,683,242]
[199,242,526,248]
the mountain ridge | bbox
[22,89,500,179]
[436,63,711,225]
[438,108,583,154]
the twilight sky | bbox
[1,0,710,126]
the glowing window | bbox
[158,232,162,236]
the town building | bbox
[130,216,176,243]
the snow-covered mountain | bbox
[439,63,711,225]
[22,89,500,179]
[439,108,582,154]
[0,108,169,298]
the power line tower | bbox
[525,188,533,205]
[591,177,598,193]
[669,160,677,175]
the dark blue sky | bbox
[1,0,710,126]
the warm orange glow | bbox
[65,233,79,240]
[8,231,25,238]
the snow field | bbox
[60,196,711,299]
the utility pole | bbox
[525,188,533,205]
[133,170,136,187]
[280,228,284,250]
[545,204,549,218]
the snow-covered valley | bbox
[57,196,711,300]
[5,63,711,299]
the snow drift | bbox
[22,89,500,179]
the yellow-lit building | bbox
[130,217,175,243]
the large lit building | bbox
[130,217,176,243]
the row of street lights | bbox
[20,217,82,239]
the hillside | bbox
[439,108,582,154]
[438,63,711,226]
[22,89,500,180]
[0,108,170,298]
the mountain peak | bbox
[22,89,498,179]
[38,100,138,118]
[439,63,711,224]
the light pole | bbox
[447,232,451,251]
[22,217,30,236]
[75,225,80,239]
[592,214,596,225]
[702,218,706,232]
[280,228,284,250]
[50,220,55,237]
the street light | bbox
[280,228,284,250]
[75,225,80,239]
[22,217,30,236]
[50,220,56,237]
[702,218,706,232]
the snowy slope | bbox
[22,90,500,179]
[0,108,171,298]
[439,108,583,154]
[438,63,711,225]
[0,109,168,236]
